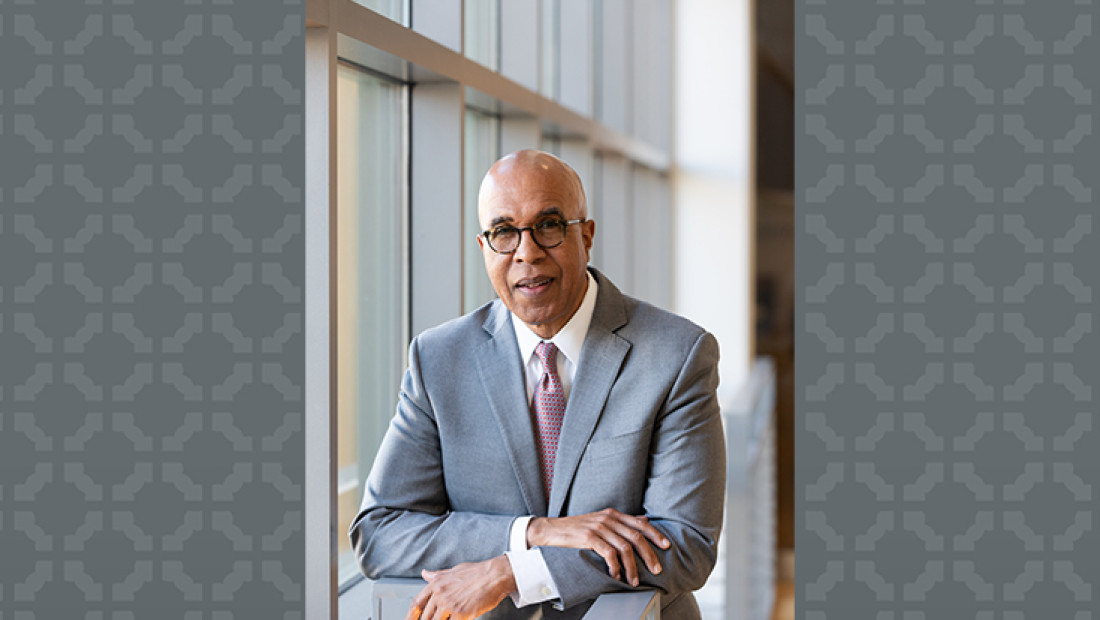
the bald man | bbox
[350,150,725,619]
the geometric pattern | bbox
[797,2,1097,618]
[1,2,305,618]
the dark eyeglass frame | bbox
[480,218,587,254]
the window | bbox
[463,107,500,313]
[335,63,408,586]
[541,0,559,98]
[464,0,500,70]
[592,153,629,287]
[631,165,672,309]
[353,0,405,24]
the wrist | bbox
[493,554,518,595]
[526,517,543,547]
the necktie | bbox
[532,341,565,498]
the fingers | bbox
[420,598,442,620]
[406,602,423,620]
[589,535,623,582]
[407,559,513,620]
[609,530,640,586]
[536,509,674,585]
[584,514,642,586]
[408,580,452,620]
[625,513,672,551]
[609,512,670,551]
[416,595,452,620]
[408,583,431,620]
[595,510,669,583]
[608,519,660,580]
[632,515,673,549]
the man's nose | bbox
[512,229,546,262]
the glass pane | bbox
[630,165,670,309]
[464,0,499,69]
[597,0,629,133]
[540,134,561,156]
[541,0,559,98]
[463,108,500,313]
[336,64,407,586]
[592,153,629,290]
[354,0,405,24]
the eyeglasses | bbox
[480,218,587,254]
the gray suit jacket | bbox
[350,270,725,619]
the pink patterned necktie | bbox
[532,341,565,498]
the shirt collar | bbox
[511,270,599,367]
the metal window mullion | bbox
[305,20,338,620]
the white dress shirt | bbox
[504,271,599,608]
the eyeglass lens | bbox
[489,221,565,253]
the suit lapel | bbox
[547,272,631,517]
[475,301,548,517]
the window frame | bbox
[333,59,411,589]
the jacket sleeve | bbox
[541,331,726,609]
[348,336,515,578]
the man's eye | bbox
[536,220,564,231]
[490,227,516,238]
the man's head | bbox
[477,149,595,340]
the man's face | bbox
[478,153,595,340]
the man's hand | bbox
[526,508,671,587]
[405,555,516,620]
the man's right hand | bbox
[526,509,671,587]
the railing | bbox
[368,578,660,619]
[723,357,777,620]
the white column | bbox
[411,83,465,335]
[305,21,337,620]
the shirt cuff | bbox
[509,516,533,552]
[505,548,561,608]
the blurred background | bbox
[755,1,795,618]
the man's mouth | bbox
[515,275,554,293]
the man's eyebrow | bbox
[487,208,564,228]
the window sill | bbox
[338,576,661,620]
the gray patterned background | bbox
[798,1,1096,618]
[1,2,305,618]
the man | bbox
[350,150,725,619]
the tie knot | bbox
[535,341,558,372]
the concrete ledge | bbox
[582,591,661,620]
[360,578,660,620]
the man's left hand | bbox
[405,555,516,620]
